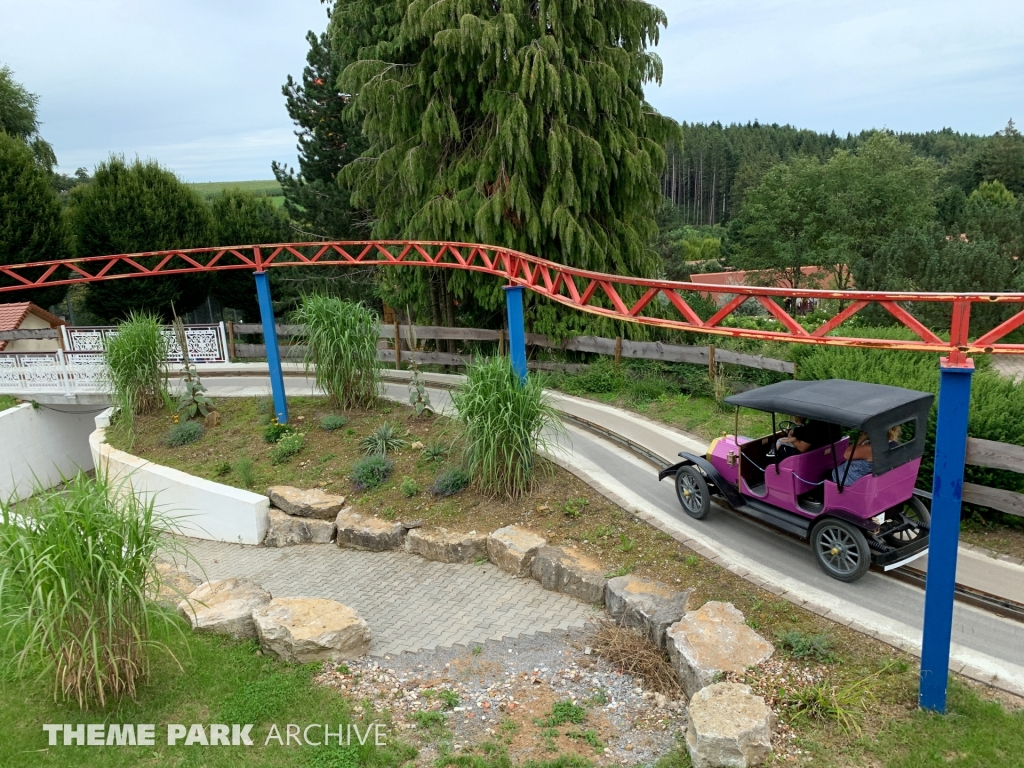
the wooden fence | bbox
[964,438,1024,518]
[227,323,796,376]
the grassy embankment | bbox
[188,179,285,208]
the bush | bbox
[263,422,294,443]
[453,357,562,498]
[293,295,380,409]
[350,455,393,490]
[321,414,348,431]
[271,432,305,464]
[104,312,166,433]
[360,422,408,457]
[400,477,421,498]
[431,467,470,497]
[0,472,182,708]
[165,420,204,447]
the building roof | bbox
[0,302,66,351]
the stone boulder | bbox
[253,597,371,663]
[666,602,774,697]
[151,559,203,606]
[264,509,336,547]
[487,525,546,577]
[267,486,346,519]
[686,683,774,768]
[335,510,405,551]
[605,575,690,648]
[178,578,272,639]
[406,527,488,563]
[531,546,606,604]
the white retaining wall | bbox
[90,410,269,544]
[0,402,97,500]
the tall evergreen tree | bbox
[272,29,367,240]
[334,0,678,336]
[0,64,56,171]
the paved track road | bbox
[201,373,1024,694]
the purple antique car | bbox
[658,379,933,582]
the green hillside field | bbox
[188,179,285,207]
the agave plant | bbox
[359,422,409,457]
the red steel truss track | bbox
[4,240,1024,361]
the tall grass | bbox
[293,295,380,409]
[104,312,166,435]
[0,472,183,709]
[452,357,562,498]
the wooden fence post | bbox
[708,344,716,381]
[614,336,622,367]
[227,321,235,362]
[499,328,506,357]
[394,319,401,370]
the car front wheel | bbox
[810,518,871,582]
[675,465,711,520]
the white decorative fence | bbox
[62,322,229,363]
[0,351,107,395]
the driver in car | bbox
[774,416,835,459]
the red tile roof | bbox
[0,302,65,351]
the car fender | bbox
[811,509,881,536]
[659,452,745,508]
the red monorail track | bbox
[4,240,1024,360]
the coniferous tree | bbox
[334,0,679,336]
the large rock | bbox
[686,683,774,768]
[178,578,272,639]
[267,486,346,519]
[487,525,546,577]
[605,575,690,648]
[406,527,488,563]
[531,546,606,604]
[666,602,774,697]
[335,510,405,551]
[151,559,203,606]
[264,509,336,547]
[253,597,371,663]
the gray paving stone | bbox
[177,537,593,657]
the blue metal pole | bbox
[919,356,974,713]
[503,285,527,383]
[254,270,289,424]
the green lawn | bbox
[0,618,415,767]
[0,395,17,412]
[188,180,285,207]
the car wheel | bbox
[675,465,711,520]
[884,497,931,547]
[811,518,871,582]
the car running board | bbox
[734,497,812,539]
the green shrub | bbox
[263,422,294,443]
[400,477,421,498]
[271,432,305,464]
[360,421,408,457]
[0,472,182,708]
[293,295,380,409]
[321,414,348,431]
[104,312,166,435]
[165,420,204,446]
[431,467,470,497]
[453,357,562,498]
[350,455,393,490]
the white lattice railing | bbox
[61,322,229,363]
[0,351,107,395]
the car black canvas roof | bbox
[725,379,933,430]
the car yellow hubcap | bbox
[683,489,691,498]
[831,547,840,556]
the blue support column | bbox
[254,270,289,424]
[919,356,974,713]
[503,285,527,383]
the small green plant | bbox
[412,711,446,729]
[321,414,348,431]
[775,629,837,664]
[214,460,232,476]
[165,420,204,447]
[400,477,421,498]
[271,432,305,464]
[537,699,587,726]
[171,315,215,419]
[785,676,869,734]
[586,689,609,706]
[263,422,293,443]
[472,645,483,656]
[360,422,408,457]
[562,497,589,518]
[235,457,255,489]
[593,524,615,538]
[617,534,637,553]
[350,456,394,490]
[684,555,700,567]
[381,506,396,521]
[431,467,470,497]
[423,688,460,709]
[422,441,448,463]
[605,565,632,578]
[567,729,603,752]
[408,368,434,417]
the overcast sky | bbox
[2,0,1021,182]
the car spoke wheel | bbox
[675,466,711,520]
[811,518,871,582]
[885,497,931,546]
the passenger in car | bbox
[831,426,902,486]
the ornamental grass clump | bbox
[293,295,380,409]
[104,312,166,435]
[0,472,183,709]
[452,357,562,498]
